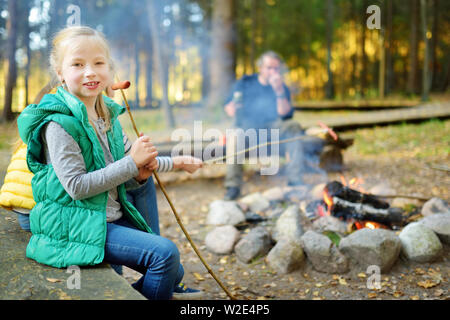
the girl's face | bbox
[58,37,112,109]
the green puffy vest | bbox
[17,87,152,268]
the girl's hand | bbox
[144,157,159,171]
[130,135,158,168]
[135,154,158,183]
[173,156,203,174]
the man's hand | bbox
[224,101,237,117]
[173,156,203,174]
[269,73,284,95]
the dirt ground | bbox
[122,150,450,300]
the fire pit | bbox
[204,176,449,276]
[315,181,404,231]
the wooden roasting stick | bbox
[112,78,237,300]
[205,135,309,165]
[205,122,339,165]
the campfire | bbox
[316,179,404,231]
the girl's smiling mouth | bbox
[84,81,100,89]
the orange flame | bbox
[317,204,327,217]
[340,175,367,193]
[322,189,333,216]
[353,221,389,230]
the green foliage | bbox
[352,119,450,158]
[323,230,341,247]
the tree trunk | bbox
[385,0,394,95]
[201,41,211,102]
[208,0,237,109]
[142,10,153,109]
[325,0,335,99]
[147,1,175,128]
[378,30,386,99]
[250,0,257,74]
[420,0,430,101]
[201,4,212,102]
[430,0,439,91]
[24,0,32,107]
[407,0,420,95]
[2,0,18,122]
[134,42,141,108]
[441,62,450,92]
[360,0,368,97]
[144,47,153,108]
[47,0,66,54]
[378,2,386,100]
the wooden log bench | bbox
[0,208,145,300]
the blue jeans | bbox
[104,217,184,300]
[15,212,31,231]
[127,178,160,235]
[107,180,161,276]
[16,179,185,299]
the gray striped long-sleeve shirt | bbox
[42,119,173,222]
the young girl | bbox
[17,26,202,300]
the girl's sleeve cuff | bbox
[156,157,174,172]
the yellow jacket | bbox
[0,85,55,212]
[0,142,35,212]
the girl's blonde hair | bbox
[50,26,115,132]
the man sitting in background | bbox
[223,51,306,200]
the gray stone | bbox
[301,230,349,274]
[266,238,305,274]
[421,197,450,217]
[272,205,304,242]
[262,187,285,202]
[266,206,285,220]
[238,193,270,213]
[207,200,246,226]
[339,228,401,273]
[309,183,326,200]
[399,222,443,262]
[0,209,144,300]
[418,213,450,244]
[205,225,240,255]
[312,215,348,236]
[368,183,396,197]
[391,197,421,208]
[234,227,272,263]
[284,185,310,202]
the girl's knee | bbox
[159,237,180,266]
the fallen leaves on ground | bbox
[417,268,442,289]
[357,272,367,278]
[417,279,440,289]
[368,292,377,299]
[193,272,205,281]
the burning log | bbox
[323,181,404,227]
[349,220,390,231]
